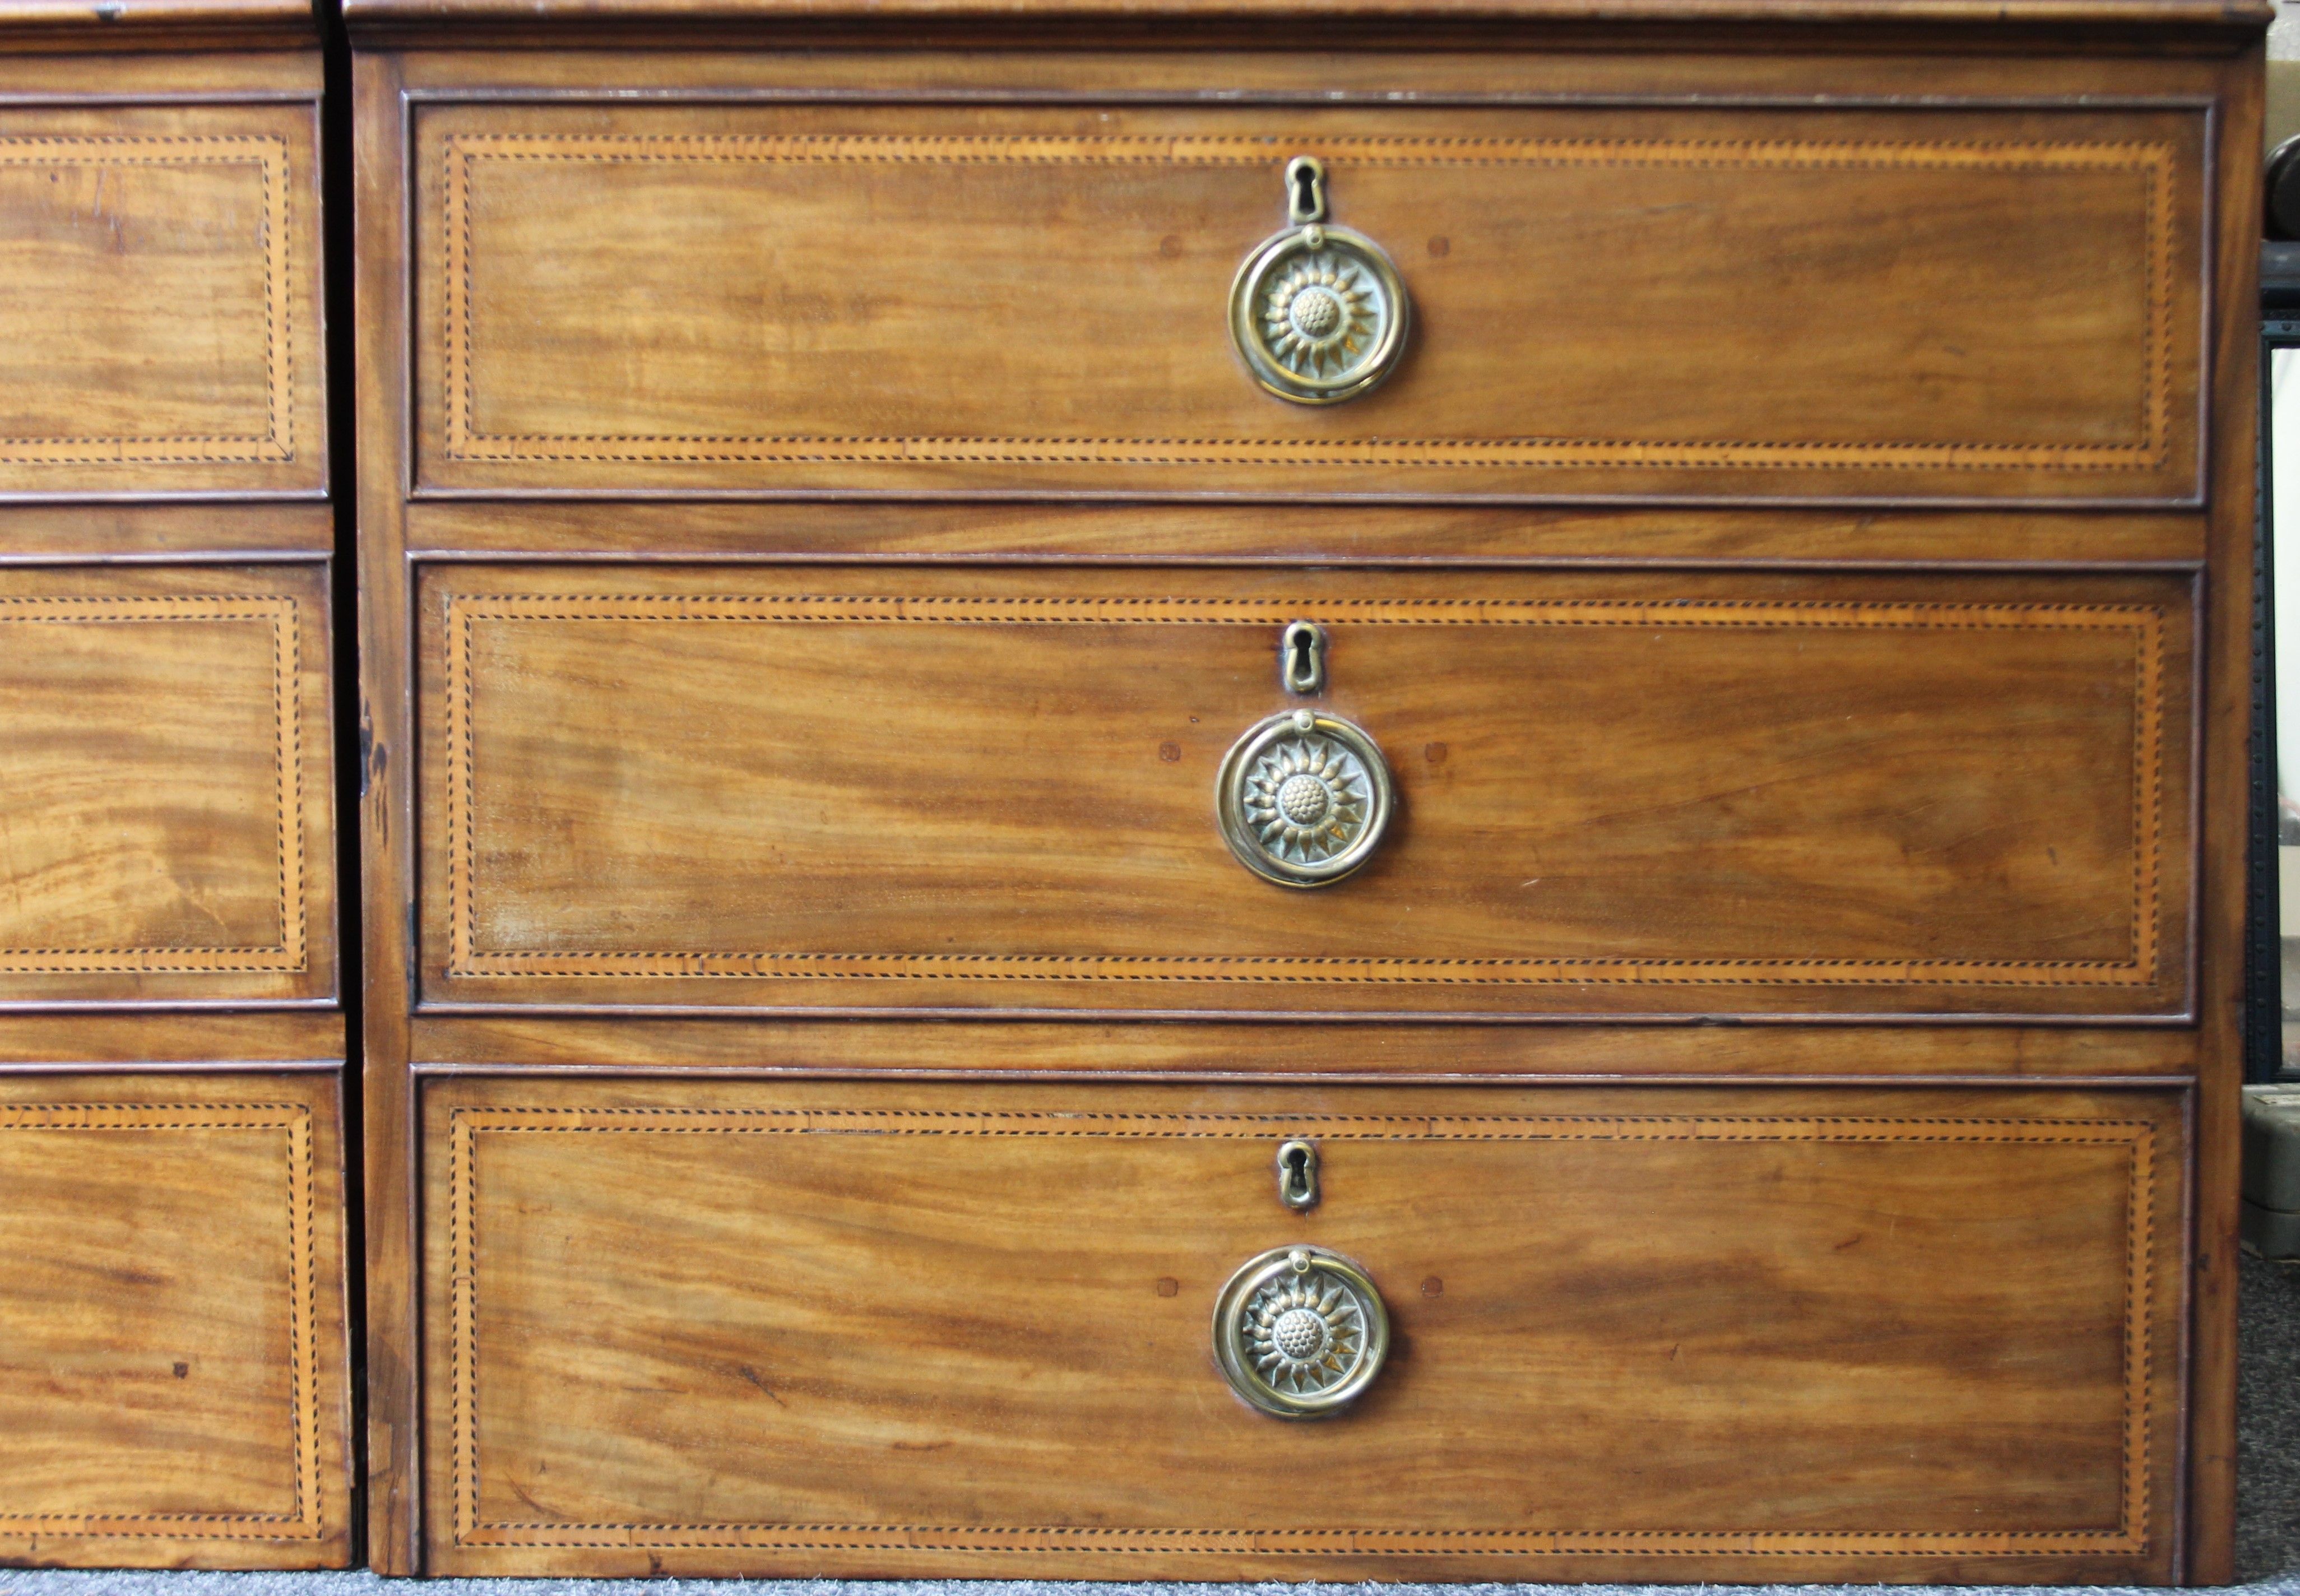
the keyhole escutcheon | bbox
[1281,620,1327,696]
[1277,1139,1320,1210]
[1286,155,1328,226]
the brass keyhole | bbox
[1277,1139,1320,1210]
[1281,620,1327,696]
[1286,155,1328,226]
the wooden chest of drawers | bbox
[349,1,2266,1580]
[0,0,353,1568]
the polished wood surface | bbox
[356,46,420,1564]
[0,562,334,1007]
[0,38,350,1572]
[419,1075,2182,1582]
[0,1071,353,1569]
[404,1013,2204,1078]
[2181,38,2266,1577]
[353,28,2265,1582]
[412,100,2201,502]
[0,100,325,499]
[401,499,2213,566]
[415,564,2191,1018]
[355,0,2272,19]
[0,0,318,51]
[0,0,309,26]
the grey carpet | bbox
[0,1259,2293,1594]
[2240,1251,2300,1583]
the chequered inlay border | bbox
[442,595,2168,990]
[439,132,2178,474]
[0,1102,323,1539]
[446,1107,2157,1555]
[0,136,294,465]
[0,596,306,974]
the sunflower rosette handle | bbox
[1212,1245,1392,1419]
[1216,707,1395,888]
[1228,155,1409,406]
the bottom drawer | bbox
[0,1071,353,1569]
[420,1078,2184,1584]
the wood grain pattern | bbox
[0,38,347,1571]
[355,0,2275,24]
[0,103,324,497]
[0,505,333,560]
[0,1012,344,1065]
[402,1013,2204,1078]
[0,0,306,27]
[0,1071,351,1569]
[355,43,424,1571]
[419,1077,2182,1581]
[400,498,2213,567]
[418,567,2192,1017]
[354,35,2263,1581]
[2177,40,2264,1583]
[382,40,2252,100]
[412,102,2202,501]
[0,0,314,49]
[0,564,333,1006]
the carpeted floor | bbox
[2239,1252,2300,1583]
[0,1258,2292,1596]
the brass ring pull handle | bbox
[1212,1245,1391,1419]
[1216,708,1395,888]
[1229,156,1409,406]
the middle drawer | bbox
[414,563,2191,1020]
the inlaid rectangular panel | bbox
[0,564,335,1006]
[0,1071,351,1569]
[419,1075,2183,1582]
[410,99,2204,502]
[0,101,324,497]
[415,564,2192,1018]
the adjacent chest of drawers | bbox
[0,0,352,1568]
[349,2,2266,1581]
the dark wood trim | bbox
[404,487,2216,511]
[407,1061,2201,1087]
[0,551,332,565]
[350,1,2275,24]
[407,549,2214,572]
[0,1002,339,1015]
[2173,1078,2199,1581]
[0,1057,347,1073]
[397,84,2224,108]
[355,45,423,1578]
[2178,40,2260,1585]
[0,87,322,103]
[0,490,332,507]
[2188,568,2210,1024]
[409,1000,2206,1026]
[345,6,2274,60]
[0,23,318,55]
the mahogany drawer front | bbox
[414,563,2193,1019]
[409,98,2205,504]
[0,100,325,499]
[418,1074,2183,1581]
[0,1071,353,1569]
[0,563,336,1007]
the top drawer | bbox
[0,101,324,500]
[410,98,2206,503]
